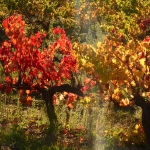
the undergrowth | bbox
[0,93,146,150]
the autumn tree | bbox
[73,0,150,146]
[0,14,83,142]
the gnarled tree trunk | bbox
[135,95,150,147]
[42,89,58,144]
[141,102,150,147]
[42,89,58,132]
[41,84,83,144]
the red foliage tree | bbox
[0,14,83,139]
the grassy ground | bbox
[0,93,146,150]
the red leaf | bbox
[0,14,79,90]
[53,27,65,35]
[4,86,12,93]
[2,19,8,29]
[5,76,12,83]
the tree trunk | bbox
[42,89,58,144]
[42,90,58,129]
[135,95,150,147]
[142,102,150,147]
[41,84,83,144]
[41,84,83,130]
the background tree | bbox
[0,0,102,43]
[98,0,150,41]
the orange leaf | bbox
[27,96,32,101]
[19,89,25,95]
[26,90,31,94]
[68,103,73,109]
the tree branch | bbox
[48,84,83,96]
[1,83,83,97]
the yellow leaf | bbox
[132,54,138,61]
[104,130,108,133]
[139,58,146,69]
[80,59,86,66]
[131,80,136,86]
[144,84,148,89]
[97,42,102,48]
[142,92,146,97]
[112,58,117,64]
[114,88,120,94]
[132,130,138,135]
[80,97,91,104]
[135,124,140,130]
